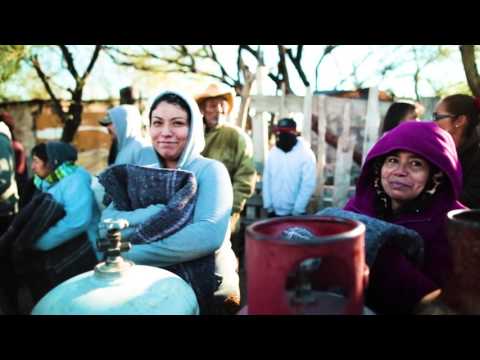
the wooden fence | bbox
[241,78,453,224]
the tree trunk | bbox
[61,91,83,143]
[277,46,293,95]
[460,45,480,97]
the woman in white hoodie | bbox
[99,90,238,314]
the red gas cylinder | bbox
[442,209,480,314]
[243,216,368,315]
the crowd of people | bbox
[0,84,479,315]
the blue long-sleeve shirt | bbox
[34,166,100,251]
[122,157,232,267]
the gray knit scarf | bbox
[316,208,425,267]
[98,164,198,244]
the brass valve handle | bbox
[95,218,133,276]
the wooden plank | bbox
[362,87,381,164]
[314,95,327,209]
[332,102,354,208]
[252,112,268,174]
[250,95,305,113]
[302,86,312,146]
[252,65,269,174]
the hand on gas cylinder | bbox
[413,289,456,315]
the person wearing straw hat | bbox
[195,83,256,262]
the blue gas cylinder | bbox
[31,219,199,315]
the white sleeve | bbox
[262,151,273,211]
[293,149,317,215]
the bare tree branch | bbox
[240,45,260,60]
[315,45,338,91]
[105,45,239,89]
[81,45,102,83]
[165,68,232,84]
[460,45,480,97]
[411,45,444,101]
[296,45,303,62]
[208,45,236,84]
[237,56,255,129]
[30,55,67,123]
[277,45,292,94]
[334,50,372,90]
[286,45,310,87]
[104,45,150,59]
[58,45,79,80]
[236,46,242,85]
[412,46,421,101]
[268,72,281,89]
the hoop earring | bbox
[374,176,388,208]
[425,173,443,195]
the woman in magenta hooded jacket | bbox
[344,121,466,314]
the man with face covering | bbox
[262,118,317,217]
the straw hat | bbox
[195,83,235,114]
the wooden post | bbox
[332,102,354,208]
[314,95,327,209]
[236,60,255,130]
[302,86,312,146]
[362,86,381,165]
[237,95,252,130]
[252,66,269,174]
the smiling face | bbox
[380,151,431,211]
[149,101,190,169]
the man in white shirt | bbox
[262,118,317,217]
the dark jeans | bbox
[0,254,18,314]
[19,234,97,305]
[0,215,15,313]
[0,233,97,314]
[165,254,219,315]
[0,214,14,235]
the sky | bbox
[2,45,470,102]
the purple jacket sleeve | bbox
[367,245,439,313]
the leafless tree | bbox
[411,46,445,101]
[314,45,338,92]
[29,45,102,143]
[103,45,339,96]
[460,45,480,97]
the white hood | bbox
[146,89,205,169]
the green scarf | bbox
[34,161,78,190]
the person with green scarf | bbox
[30,141,100,254]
